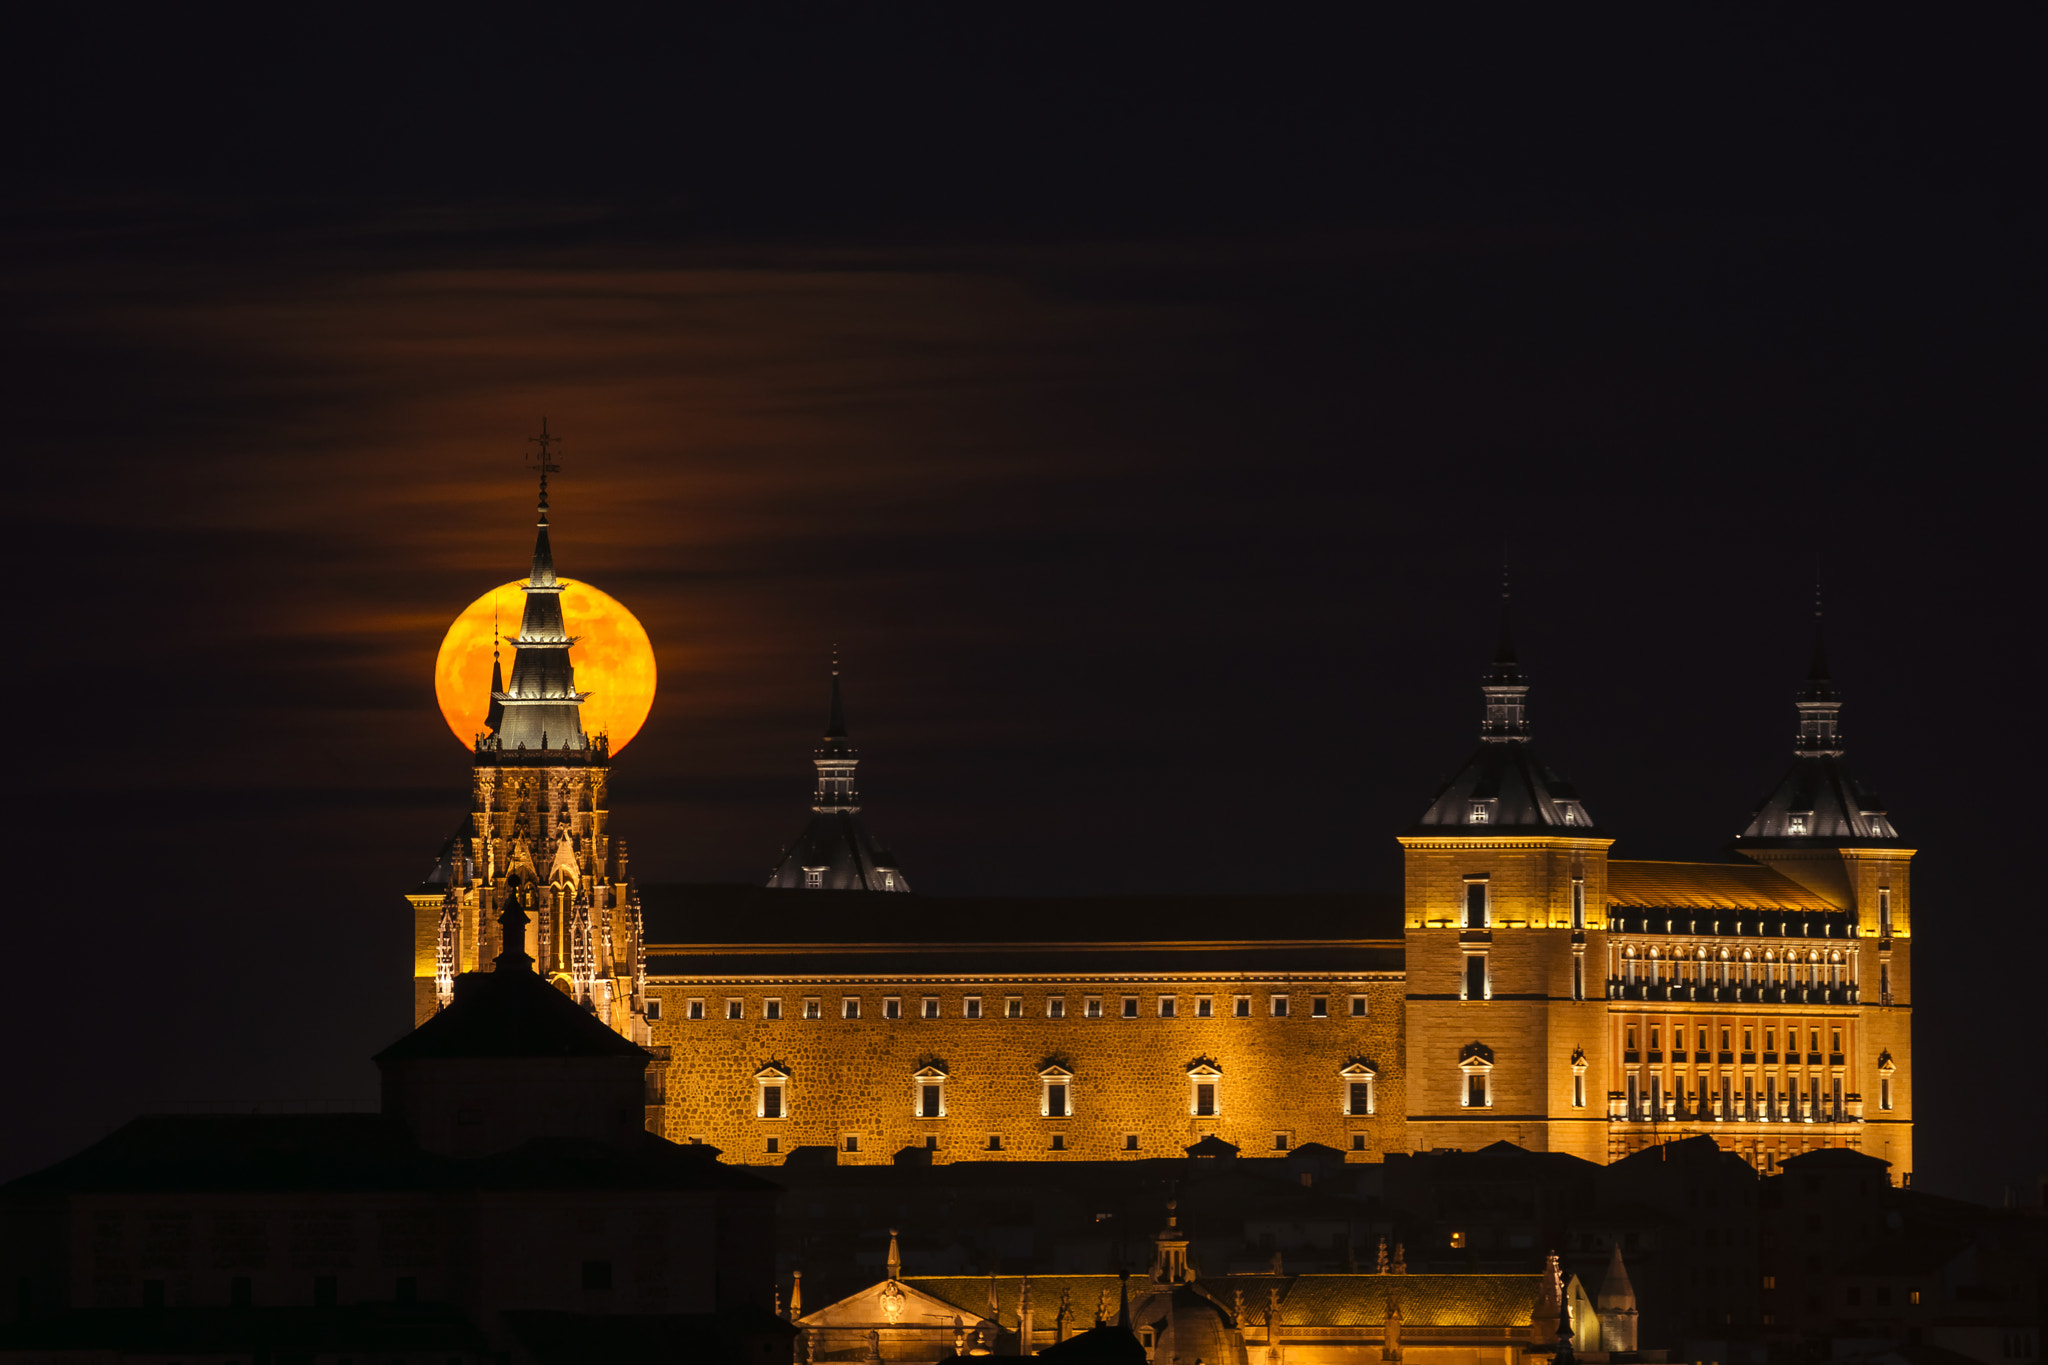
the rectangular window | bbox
[1050,1133,1066,1151]
[1650,1025,1661,1050]
[1572,956,1584,1000]
[1348,1081,1373,1115]
[1084,996,1102,1018]
[1046,1081,1068,1117]
[843,997,861,1019]
[802,998,821,1020]
[1272,1132,1289,1151]
[919,1084,943,1118]
[726,999,743,1020]
[1573,1073,1586,1108]
[1464,954,1487,1001]
[922,996,940,1019]
[1627,1072,1639,1118]
[1159,995,1177,1018]
[766,1136,779,1154]
[1005,996,1023,1018]
[986,1134,1002,1151]
[1349,994,1368,1017]
[1470,802,1490,824]
[1233,995,1251,1018]
[688,998,705,1020]
[804,868,822,888]
[883,996,901,1019]
[1627,1025,1638,1050]
[1196,995,1214,1018]
[1880,964,1890,998]
[844,1134,860,1152]
[1764,1028,1775,1052]
[964,996,982,1019]
[764,998,782,1020]
[1310,995,1329,1018]
[1124,1134,1140,1151]
[1271,994,1289,1017]
[1721,1028,1732,1050]
[1194,1083,1217,1117]
[1466,1073,1488,1107]
[1572,877,1586,929]
[1880,1077,1892,1111]
[1047,996,1066,1019]
[1465,879,1489,928]
[1879,888,1892,934]
[1831,1028,1842,1053]
[645,998,663,1021]
[761,1084,784,1119]
[1121,996,1138,1018]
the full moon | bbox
[434,579,657,753]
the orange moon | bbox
[434,579,657,753]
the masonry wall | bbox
[645,975,1407,1163]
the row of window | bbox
[749,1070,1379,1121]
[1621,1072,1895,1117]
[754,1130,1382,1157]
[1459,951,1590,1000]
[1454,875,1591,930]
[653,991,1375,1022]
[1624,1023,1848,1056]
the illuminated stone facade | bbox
[406,489,1911,1176]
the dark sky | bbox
[4,11,2042,1201]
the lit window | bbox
[1084,996,1102,1018]
[644,998,662,1021]
[1050,1133,1066,1151]
[1464,878,1489,928]
[1879,888,1892,934]
[1467,1073,1488,1107]
[802,998,821,1020]
[1470,802,1490,824]
[763,999,782,1020]
[1572,877,1586,929]
[1464,954,1488,1000]
[804,868,823,889]
[914,1068,947,1118]
[756,1068,789,1119]
[1047,995,1066,1019]
[1342,1063,1376,1115]
[1573,1072,1586,1107]
[1195,995,1214,1017]
[1189,1065,1222,1117]
[687,998,705,1020]
[1310,996,1328,1018]
[842,997,860,1019]
[884,872,896,890]
[1561,805,1577,826]
[921,996,940,1019]
[844,1134,860,1153]
[1880,1077,1892,1111]
[726,999,743,1020]
[964,996,982,1019]
[1121,996,1138,1019]
[1450,1230,1467,1249]
[1233,996,1251,1018]
[1787,813,1810,836]
[1271,994,1289,1017]
[883,996,901,1019]
[1042,1067,1072,1118]
[1349,995,1367,1017]
[1159,995,1177,1018]
[1005,996,1023,1018]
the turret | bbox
[766,660,912,892]
[490,420,590,753]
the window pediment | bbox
[1458,1040,1495,1069]
[911,1064,949,1081]
[1038,1063,1074,1080]
[754,1062,791,1081]
[1339,1058,1378,1080]
[1877,1050,1896,1074]
[1185,1055,1223,1077]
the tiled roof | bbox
[374,963,649,1062]
[642,885,1405,947]
[1606,860,1836,911]
[901,1274,1543,1330]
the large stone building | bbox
[408,480,1916,1181]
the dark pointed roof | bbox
[1733,618,1900,847]
[767,665,911,891]
[493,427,589,753]
[1410,623,1599,835]
[375,886,647,1064]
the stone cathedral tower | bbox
[406,431,648,1046]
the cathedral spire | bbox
[491,422,588,752]
[1796,584,1843,757]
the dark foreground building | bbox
[0,898,787,1365]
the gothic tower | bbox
[1400,607,1612,1159]
[766,665,912,891]
[406,428,648,1046]
[1730,611,1913,1171]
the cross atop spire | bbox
[527,417,562,509]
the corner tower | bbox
[1731,611,1913,1172]
[405,426,648,1048]
[767,664,911,891]
[1400,608,1612,1159]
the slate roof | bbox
[1,1114,776,1194]
[1410,741,1600,835]
[374,962,650,1063]
[767,810,910,892]
[1606,860,1836,911]
[1735,753,1900,846]
[641,885,1405,948]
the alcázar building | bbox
[407,473,1914,1181]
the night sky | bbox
[5,12,2042,1201]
